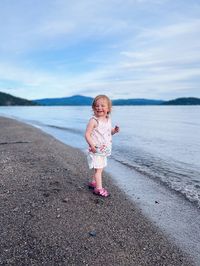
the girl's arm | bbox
[85,118,97,153]
[111,125,120,135]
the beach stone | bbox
[62,197,69,203]
[89,231,96,237]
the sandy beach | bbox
[0,117,194,266]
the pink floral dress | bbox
[87,116,112,169]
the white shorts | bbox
[87,153,107,169]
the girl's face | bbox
[93,98,109,118]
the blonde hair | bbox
[92,95,112,114]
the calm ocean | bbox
[1,105,200,207]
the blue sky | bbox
[0,0,200,100]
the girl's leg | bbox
[93,168,109,197]
[94,168,103,189]
[91,171,95,182]
[88,172,96,189]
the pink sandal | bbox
[93,188,110,197]
[88,181,96,189]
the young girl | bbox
[85,95,119,197]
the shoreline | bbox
[0,116,195,265]
[107,159,200,263]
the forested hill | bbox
[1,91,200,106]
[0,92,38,106]
[34,95,93,106]
[162,97,200,105]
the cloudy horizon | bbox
[0,0,200,100]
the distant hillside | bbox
[34,95,93,106]
[33,95,200,106]
[1,92,200,106]
[0,91,38,106]
[162,97,200,105]
[34,95,165,106]
[112,98,164,105]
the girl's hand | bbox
[113,125,120,134]
[89,145,97,153]
[115,125,120,133]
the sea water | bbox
[0,105,200,207]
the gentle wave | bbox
[111,148,200,208]
[25,119,84,135]
[45,124,83,135]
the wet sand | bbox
[0,117,194,265]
